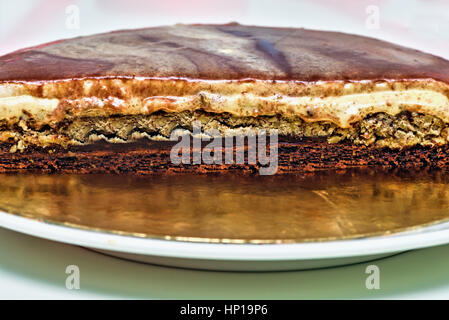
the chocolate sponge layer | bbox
[1,137,449,175]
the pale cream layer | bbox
[0,78,448,128]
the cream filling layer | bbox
[0,89,448,129]
[0,96,59,121]
[166,89,449,128]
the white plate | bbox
[2,210,449,271]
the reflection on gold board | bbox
[1,169,449,243]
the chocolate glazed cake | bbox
[1,23,449,174]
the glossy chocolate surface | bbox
[1,23,449,83]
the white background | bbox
[1,0,449,299]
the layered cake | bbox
[1,23,449,174]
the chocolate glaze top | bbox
[1,23,449,83]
